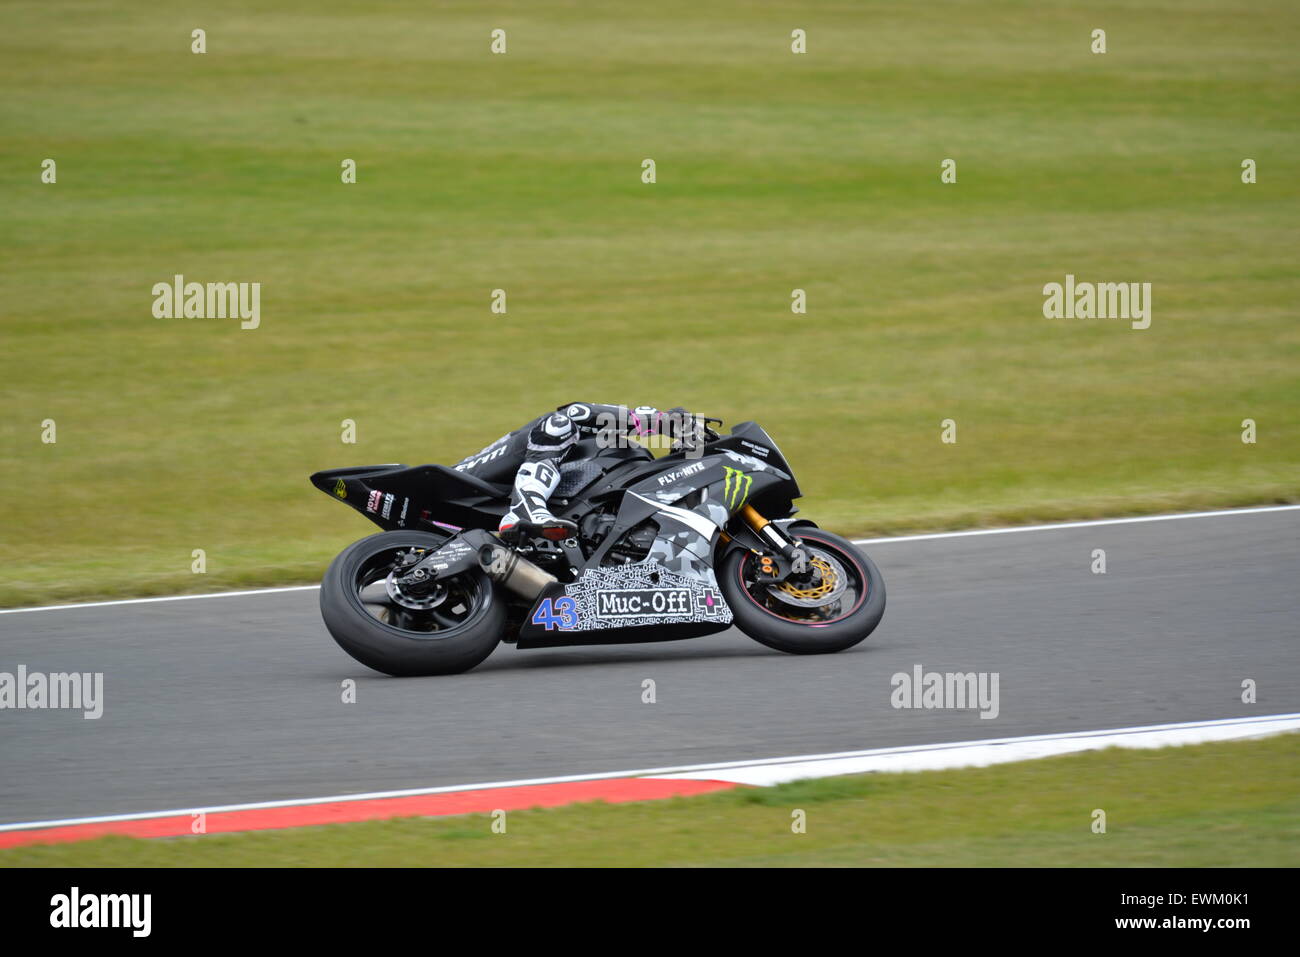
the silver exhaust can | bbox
[479,543,557,601]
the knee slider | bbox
[528,412,575,454]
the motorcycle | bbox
[310,418,885,675]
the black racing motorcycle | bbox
[310,419,885,675]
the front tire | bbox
[719,527,885,655]
[320,531,505,676]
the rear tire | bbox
[719,527,885,655]
[320,531,505,676]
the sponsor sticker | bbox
[365,490,383,513]
[695,588,723,616]
[531,596,579,630]
[722,466,753,508]
[381,493,395,519]
[657,461,707,486]
[596,588,693,617]
[454,435,510,472]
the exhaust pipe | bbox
[479,543,557,601]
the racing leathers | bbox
[451,403,697,537]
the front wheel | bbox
[719,527,885,655]
[320,530,505,676]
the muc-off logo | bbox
[722,466,752,508]
[597,588,692,616]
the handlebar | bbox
[697,415,724,442]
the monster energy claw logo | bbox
[722,466,752,508]
[333,478,347,499]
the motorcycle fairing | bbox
[310,464,509,533]
[590,451,786,576]
[518,452,761,646]
[628,451,786,511]
[515,561,733,649]
[591,421,800,499]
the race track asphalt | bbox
[2,508,1297,824]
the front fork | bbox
[733,504,811,579]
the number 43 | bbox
[531,596,578,631]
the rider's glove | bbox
[663,407,697,439]
[630,406,702,445]
[663,407,706,456]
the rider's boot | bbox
[498,460,577,541]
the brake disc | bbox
[766,548,848,608]
[384,572,448,610]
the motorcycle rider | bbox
[453,403,700,538]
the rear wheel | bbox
[320,531,504,676]
[719,527,885,655]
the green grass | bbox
[5,734,1296,866]
[2,1,1298,606]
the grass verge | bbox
[2,1,1297,606]
[4,734,1296,867]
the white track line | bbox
[0,585,320,616]
[850,503,1299,545]
[1,504,1295,616]
[1,713,1295,833]
[649,713,1300,786]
